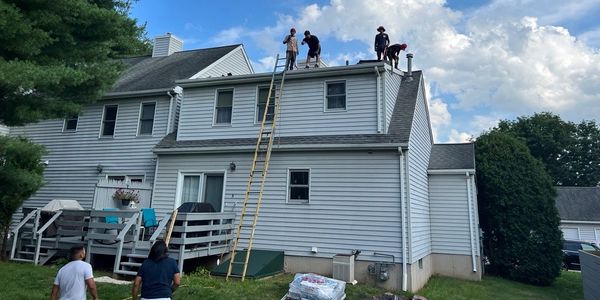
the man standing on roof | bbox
[374,26,390,61]
[301,30,321,68]
[283,28,298,71]
[386,43,408,69]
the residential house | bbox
[0,124,8,136]
[555,186,600,245]
[9,33,254,217]
[151,59,481,291]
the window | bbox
[325,81,346,110]
[256,87,275,123]
[581,244,597,251]
[107,175,144,183]
[214,89,233,125]
[101,105,118,137]
[138,102,156,135]
[288,169,310,203]
[63,115,78,131]
[180,173,224,211]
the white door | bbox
[562,227,580,240]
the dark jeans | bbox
[286,51,297,70]
[377,48,387,61]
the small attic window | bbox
[325,81,346,111]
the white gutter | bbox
[398,147,408,291]
[374,66,382,133]
[466,171,477,272]
[103,88,172,99]
[154,142,408,154]
[561,220,600,225]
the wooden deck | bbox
[10,208,235,275]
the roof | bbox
[155,70,423,152]
[109,45,240,93]
[555,186,600,222]
[428,143,475,170]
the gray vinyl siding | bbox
[199,46,253,78]
[384,71,402,133]
[407,81,433,263]
[177,74,378,140]
[153,150,403,261]
[429,174,472,255]
[0,124,8,135]
[9,96,171,215]
[560,223,600,244]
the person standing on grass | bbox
[283,27,299,70]
[50,245,98,300]
[132,240,180,300]
[301,30,321,68]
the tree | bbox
[0,136,46,259]
[0,0,151,126]
[476,131,563,285]
[496,112,600,186]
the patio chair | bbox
[141,208,159,240]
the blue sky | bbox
[131,0,600,142]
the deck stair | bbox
[226,54,288,281]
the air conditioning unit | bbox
[332,254,355,283]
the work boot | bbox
[314,64,319,68]
[305,65,310,69]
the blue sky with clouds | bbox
[131,0,600,143]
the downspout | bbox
[374,66,382,133]
[466,171,477,272]
[166,90,175,134]
[398,147,408,291]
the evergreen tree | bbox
[0,0,151,126]
[476,131,563,285]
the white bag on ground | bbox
[288,273,346,300]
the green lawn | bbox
[0,261,582,300]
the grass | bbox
[419,272,583,300]
[0,261,583,300]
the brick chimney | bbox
[152,33,183,57]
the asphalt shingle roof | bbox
[428,143,475,170]
[155,70,423,150]
[555,186,600,222]
[110,45,240,93]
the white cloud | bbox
[428,98,451,142]
[448,129,472,143]
[209,27,245,45]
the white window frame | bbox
[561,227,580,240]
[286,168,311,204]
[212,88,234,126]
[174,170,227,211]
[106,174,145,184]
[254,85,275,125]
[137,101,157,136]
[62,114,79,132]
[324,80,347,112]
[99,104,119,138]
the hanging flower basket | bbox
[113,188,140,207]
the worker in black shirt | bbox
[301,30,321,68]
[387,43,408,69]
[374,26,390,61]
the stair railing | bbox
[10,209,40,260]
[34,210,63,264]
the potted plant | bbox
[113,188,140,208]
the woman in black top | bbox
[132,240,181,300]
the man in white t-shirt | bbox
[50,245,98,300]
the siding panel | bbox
[384,71,402,133]
[560,223,600,244]
[429,174,472,255]
[0,124,8,135]
[199,47,253,78]
[177,74,378,140]
[154,150,403,261]
[407,81,433,262]
[9,96,171,217]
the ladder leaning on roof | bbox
[226,54,288,281]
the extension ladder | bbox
[226,54,288,280]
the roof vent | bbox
[152,33,183,57]
[406,53,414,81]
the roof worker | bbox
[387,43,408,69]
[374,26,390,61]
[283,27,299,71]
[301,30,321,68]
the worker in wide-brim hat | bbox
[374,26,389,61]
